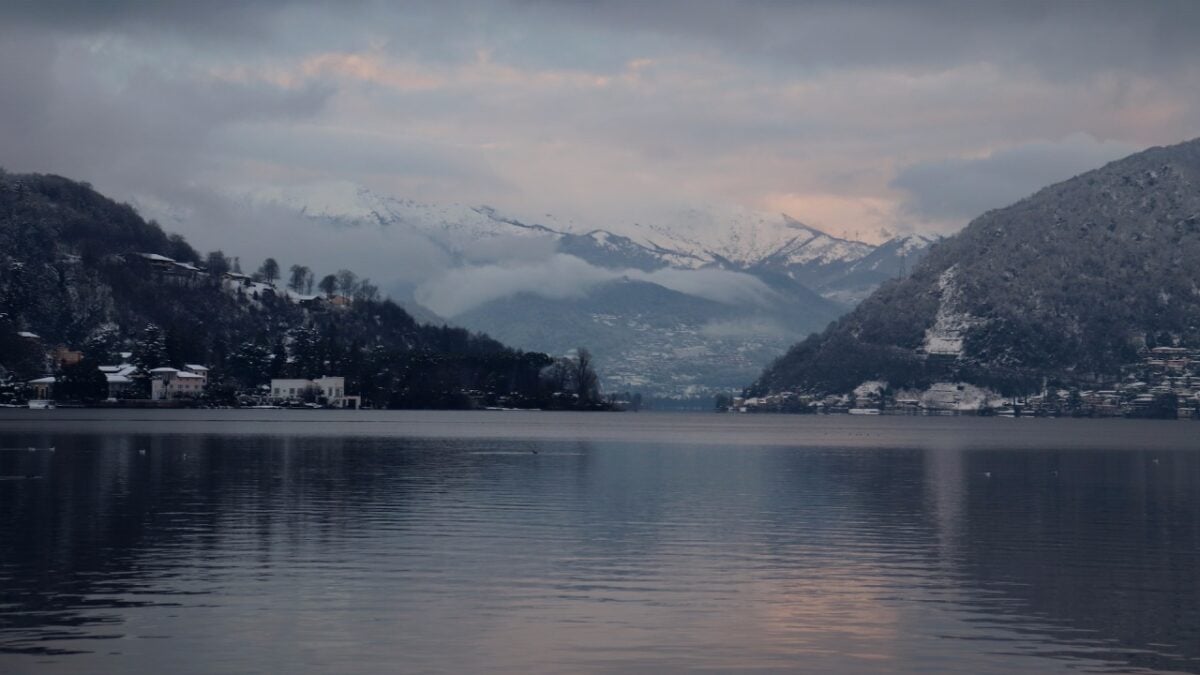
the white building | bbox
[27,376,56,400]
[150,365,209,400]
[99,363,139,400]
[270,376,357,408]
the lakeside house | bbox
[269,376,359,408]
[149,365,209,400]
[98,362,138,399]
[28,376,55,400]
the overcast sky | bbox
[2,0,1199,257]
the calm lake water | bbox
[1,410,1198,674]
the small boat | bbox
[27,400,55,410]
[848,408,881,415]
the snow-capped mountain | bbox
[267,183,919,288]
[257,184,936,399]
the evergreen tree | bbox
[131,323,169,372]
[57,359,109,403]
[206,251,231,276]
[82,324,121,364]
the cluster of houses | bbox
[732,346,1200,419]
[5,252,371,408]
[12,328,358,408]
[26,356,211,403]
[1014,346,1200,418]
[24,359,358,408]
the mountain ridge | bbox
[259,185,936,399]
[752,136,1200,398]
[266,184,930,296]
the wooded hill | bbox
[753,137,1200,397]
[0,170,605,409]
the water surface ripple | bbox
[0,410,1197,674]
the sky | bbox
[2,1,1199,287]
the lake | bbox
[1,410,1198,674]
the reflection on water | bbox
[0,412,1198,674]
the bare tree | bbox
[288,264,311,293]
[572,347,599,405]
[318,274,338,297]
[259,258,280,284]
[336,269,358,297]
[354,278,380,302]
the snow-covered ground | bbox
[923,266,980,357]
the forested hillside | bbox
[753,137,1200,397]
[0,170,602,409]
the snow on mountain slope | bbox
[256,183,932,306]
[268,184,877,271]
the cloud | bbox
[1,0,1199,253]
[640,268,780,308]
[890,133,1139,223]
[414,254,615,316]
[413,253,781,317]
[132,185,453,287]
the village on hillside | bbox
[730,346,1200,420]
[3,252,362,409]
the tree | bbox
[336,269,358,297]
[353,278,380,302]
[288,326,324,378]
[714,393,733,411]
[205,250,230,276]
[1134,392,1179,419]
[288,264,312,294]
[165,233,199,263]
[318,274,338,297]
[228,341,273,387]
[131,323,169,371]
[82,324,121,364]
[259,258,280,284]
[540,358,570,396]
[57,359,108,403]
[572,347,599,405]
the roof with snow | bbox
[175,372,204,379]
[149,367,179,373]
[105,374,132,384]
[184,364,209,371]
[100,364,138,377]
[16,331,39,339]
[29,376,56,384]
[137,252,175,262]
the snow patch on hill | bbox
[923,266,980,357]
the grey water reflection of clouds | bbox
[3,416,1200,672]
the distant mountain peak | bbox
[265,184,933,307]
